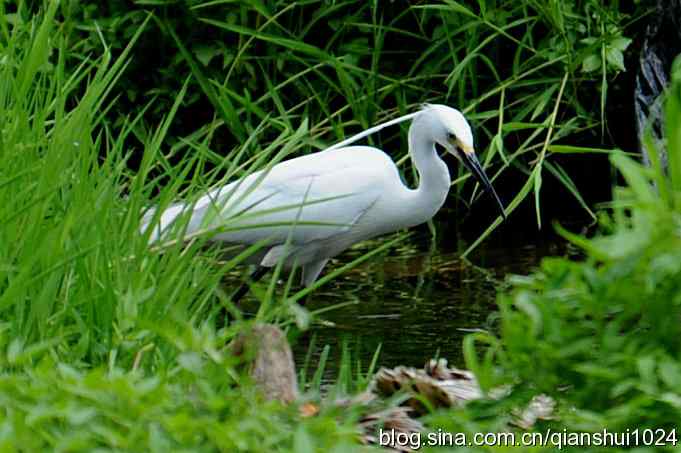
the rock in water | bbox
[230,324,299,403]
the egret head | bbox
[423,104,506,220]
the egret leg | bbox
[231,266,270,303]
[298,293,313,307]
[217,266,270,329]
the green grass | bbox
[0,6,375,452]
[0,363,367,451]
[51,0,645,250]
[422,57,681,453]
[0,6,218,365]
[3,1,678,452]
[0,2,329,362]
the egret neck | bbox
[403,112,451,227]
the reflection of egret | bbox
[142,104,505,299]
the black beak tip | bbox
[494,198,506,221]
[488,188,506,221]
[462,152,506,221]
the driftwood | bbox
[512,394,556,430]
[360,406,424,453]
[364,358,554,451]
[230,325,554,451]
[372,360,499,414]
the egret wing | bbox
[143,146,395,247]
[209,161,386,246]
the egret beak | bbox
[458,144,506,220]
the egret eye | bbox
[447,132,457,142]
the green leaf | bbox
[610,154,656,204]
[193,44,222,67]
[289,303,311,330]
[534,166,542,229]
[166,23,245,141]
[549,145,625,155]
[581,54,600,73]
[413,1,477,18]
[610,36,632,52]
[294,425,315,453]
[659,359,681,388]
[605,47,625,72]
[545,161,596,220]
[667,55,681,195]
[199,19,329,59]
[18,0,58,96]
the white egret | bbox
[142,104,505,298]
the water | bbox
[292,218,569,384]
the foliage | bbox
[0,1,208,363]
[0,0,325,363]
[0,6,370,452]
[1,1,677,452]
[7,0,645,244]
[0,352,368,451]
[442,57,681,452]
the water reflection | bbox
[292,224,567,384]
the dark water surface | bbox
[291,217,571,383]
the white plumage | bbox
[142,104,504,286]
